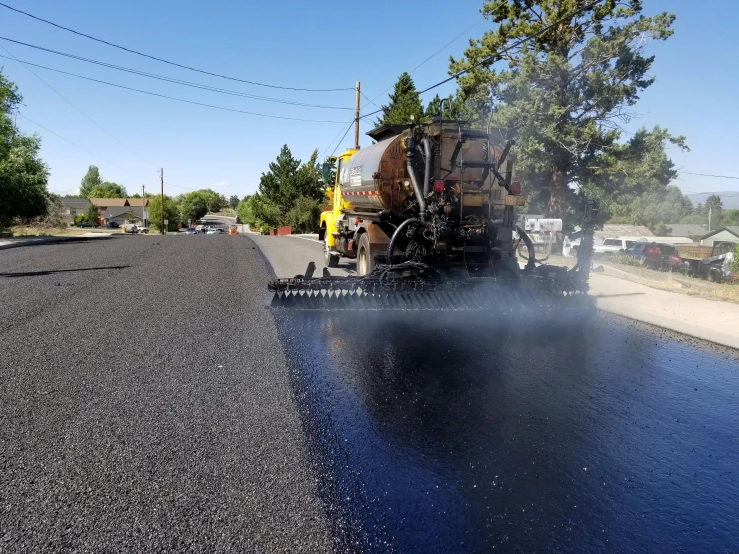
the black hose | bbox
[386,217,422,265]
[422,138,433,197]
[516,225,536,271]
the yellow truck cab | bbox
[319,148,358,267]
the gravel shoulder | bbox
[0,234,333,552]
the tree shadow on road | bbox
[0,265,130,278]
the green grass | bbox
[612,255,644,267]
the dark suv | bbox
[643,242,680,270]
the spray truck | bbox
[268,109,598,312]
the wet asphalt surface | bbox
[1,233,738,553]
[263,236,739,553]
[276,310,739,553]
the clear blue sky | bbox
[1,0,737,198]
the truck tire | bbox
[324,235,339,268]
[357,233,374,276]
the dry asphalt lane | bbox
[0,233,333,553]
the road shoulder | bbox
[590,273,739,350]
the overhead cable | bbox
[0,1,353,92]
[0,54,346,124]
[0,36,353,111]
[359,0,606,121]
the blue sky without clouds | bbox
[1,0,737,198]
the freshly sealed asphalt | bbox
[1,234,738,553]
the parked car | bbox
[76,221,98,228]
[184,227,197,234]
[137,226,150,234]
[593,237,640,259]
[105,221,120,228]
[643,242,680,270]
[206,228,223,234]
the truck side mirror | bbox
[322,162,331,183]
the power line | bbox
[365,16,485,106]
[680,171,739,181]
[0,54,346,124]
[330,121,355,157]
[18,113,153,182]
[0,43,161,170]
[359,90,380,110]
[0,1,353,92]
[359,0,605,121]
[0,36,353,111]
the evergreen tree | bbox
[376,72,424,126]
[450,1,685,223]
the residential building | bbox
[664,224,708,241]
[60,198,92,223]
[701,227,739,246]
[103,206,145,227]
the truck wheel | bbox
[324,236,338,268]
[357,233,374,276]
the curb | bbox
[0,235,114,251]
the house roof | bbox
[104,205,145,218]
[702,226,739,239]
[61,198,91,209]
[90,197,127,207]
[126,198,150,207]
[594,224,654,239]
[664,224,707,237]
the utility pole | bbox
[159,168,164,235]
[142,184,146,227]
[354,81,361,150]
[708,207,712,233]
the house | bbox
[103,206,145,227]
[60,198,92,222]
[701,227,739,246]
[664,224,707,241]
[90,198,150,225]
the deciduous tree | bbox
[88,181,127,198]
[0,71,49,230]
[79,165,102,197]
[147,195,180,231]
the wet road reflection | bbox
[276,312,739,553]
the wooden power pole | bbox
[142,184,146,227]
[159,168,164,235]
[354,81,361,150]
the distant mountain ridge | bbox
[686,191,739,209]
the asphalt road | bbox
[0,234,333,553]
[259,235,739,553]
[3,234,739,553]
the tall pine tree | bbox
[450,1,685,222]
[376,72,424,126]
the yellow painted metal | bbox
[319,148,358,247]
